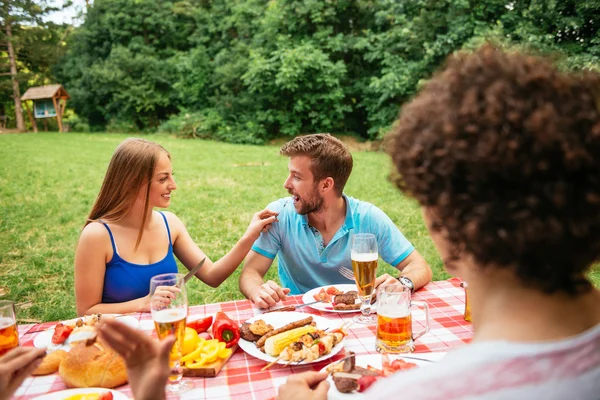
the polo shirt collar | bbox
[300,194,355,230]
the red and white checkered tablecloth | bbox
[13,278,472,400]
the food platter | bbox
[31,388,127,400]
[302,284,374,314]
[321,353,442,399]
[238,311,344,365]
[33,315,139,352]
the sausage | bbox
[255,316,314,348]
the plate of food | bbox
[303,284,371,313]
[321,351,439,399]
[34,314,139,352]
[238,311,346,366]
[31,387,127,400]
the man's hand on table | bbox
[277,371,329,400]
[0,346,46,400]
[98,319,174,400]
[375,274,399,290]
[251,280,291,309]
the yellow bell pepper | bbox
[180,337,206,362]
[202,340,220,364]
[186,355,208,368]
[217,347,232,359]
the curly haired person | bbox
[278,44,600,399]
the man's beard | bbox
[293,187,324,215]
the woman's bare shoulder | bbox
[79,221,111,243]
[159,211,184,226]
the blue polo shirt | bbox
[251,195,415,295]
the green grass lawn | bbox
[1,133,598,323]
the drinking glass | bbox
[351,233,378,324]
[150,273,190,393]
[0,301,19,356]
[376,284,429,353]
[462,281,472,322]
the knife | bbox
[184,257,206,283]
[264,299,325,313]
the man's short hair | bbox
[387,43,600,295]
[280,134,353,195]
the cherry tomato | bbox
[186,316,213,334]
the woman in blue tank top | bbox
[74,138,278,316]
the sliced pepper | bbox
[217,347,233,359]
[180,337,206,362]
[186,355,209,368]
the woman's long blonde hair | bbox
[85,138,170,250]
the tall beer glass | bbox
[150,273,190,393]
[376,284,429,353]
[462,281,472,322]
[351,233,378,324]
[0,301,19,356]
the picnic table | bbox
[14,278,473,400]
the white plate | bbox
[238,311,345,365]
[302,284,371,314]
[321,353,443,399]
[32,388,128,400]
[34,315,139,352]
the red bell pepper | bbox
[211,312,240,348]
[186,316,213,334]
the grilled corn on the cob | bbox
[264,326,316,356]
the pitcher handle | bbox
[410,300,430,340]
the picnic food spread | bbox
[326,351,417,393]
[181,313,239,377]
[241,315,346,364]
[51,314,104,345]
[313,286,361,311]
[59,338,128,388]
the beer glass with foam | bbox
[351,233,378,324]
[150,273,190,393]
[0,300,19,356]
[376,284,430,353]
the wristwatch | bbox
[397,276,415,293]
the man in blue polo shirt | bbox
[239,134,432,308]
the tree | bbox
[0,0,61,131]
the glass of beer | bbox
[462,281,472,322]
[376,284,429,353]
[0,301,19,356]
[351,233,378,324]
[150,273,190,393]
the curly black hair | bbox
[386,44,600,295]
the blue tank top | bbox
[101,211,178,304]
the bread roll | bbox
[32,350,68,376]
[59,339,128,388]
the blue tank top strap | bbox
[158,211,173,246]
[98,220,118,255]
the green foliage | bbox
[0,1,70,129]
[54,0,599,141]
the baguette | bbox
[255,316,313,348]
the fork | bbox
[338,266,356,282]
